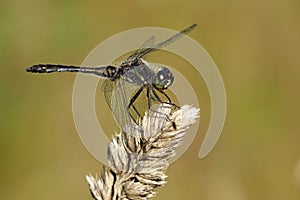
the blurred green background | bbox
[1,0,300,199]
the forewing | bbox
[126,24,197,61]
[126,35,155,62]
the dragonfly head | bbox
[153,67,174,91]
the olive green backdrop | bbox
[1,0,300,199]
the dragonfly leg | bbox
[131,104,141,119]
[147,88,173,121]
[152,88,178,108]
[146,87,152,109]
[127,86,144,122]
[150,89,179,129]
[158,90,180,109]
[151,88,163,103]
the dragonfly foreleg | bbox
[158,90,180,109]
[148,88,173,121]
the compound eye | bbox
[155,67,174,89]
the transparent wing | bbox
[101,78,135,128]
[109,79,141,129]
[101,79,115,109]
[102,77,142,129]
[126,24,197,61]
[126,35,155,61]
[101,64,154,129]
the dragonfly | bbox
[26,24,197,129]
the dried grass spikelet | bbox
[86,104,200,200]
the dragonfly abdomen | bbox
[26,64,119,79]
[26,64,82,73]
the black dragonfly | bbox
[26,24,197,129]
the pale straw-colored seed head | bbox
[86,104,200,200]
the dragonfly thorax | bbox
[153,67,174,91]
